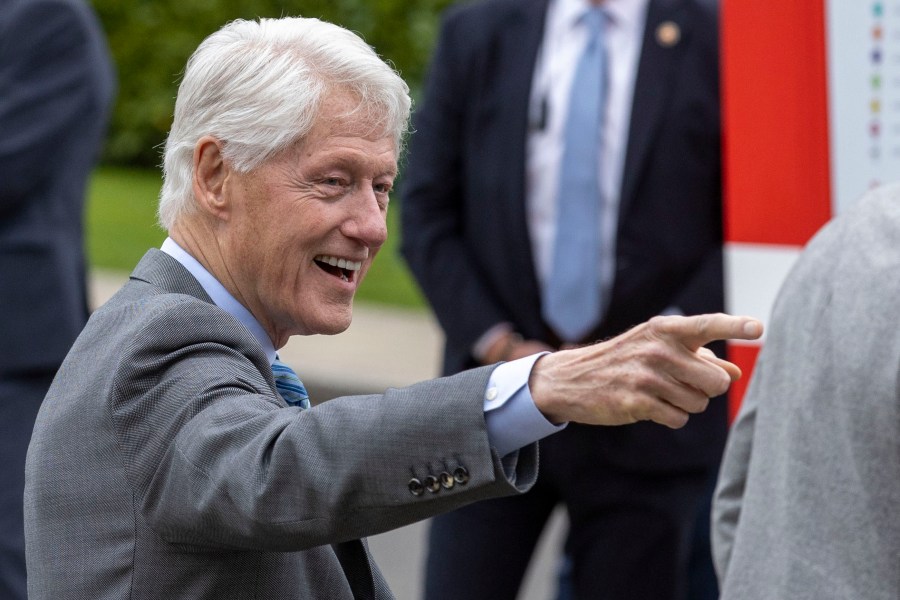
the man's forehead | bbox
[295,117,397,168]
[321,116,395,147]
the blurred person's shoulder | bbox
[1,0,101,41]
[442,0,538,29]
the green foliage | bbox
[91,0,455,167]
[85,167,166,268]
[86,167,426,309]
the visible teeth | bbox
[315,255,362,271]
[340,272,349,282]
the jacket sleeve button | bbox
[424,475,441,493]
[408,478,425,496]
[453,466,470,485]
[439,471,455,489]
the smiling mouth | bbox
[314,255,362,283]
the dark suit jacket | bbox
[401,0,725,470]
[24,250,538,599]
[0,0,115,376]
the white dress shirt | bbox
[161,238,563,457]
[527,0,648,301]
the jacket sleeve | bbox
[111,299,537,551]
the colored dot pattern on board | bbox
[870,3,882,160]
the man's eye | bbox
[374,183,392,194]
[324,178,342,186]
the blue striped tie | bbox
[272,357,310,409]
[542,7,607,342]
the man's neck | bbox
[162,231,279,362]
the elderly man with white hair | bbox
[24,16,761,599]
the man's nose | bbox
[345,189,388,248]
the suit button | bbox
[453,466,470,485]
[424,475,441,493]
[439,472,455,489]
[408,478,425,496]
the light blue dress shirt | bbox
[161,238,564,456]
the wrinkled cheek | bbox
[286,262,306,294]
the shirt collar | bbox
[604,0,649,30]
[161,237,277,363]
[555,0,649,31]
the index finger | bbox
[653,313,763,351]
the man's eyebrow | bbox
[363,157,397,179]
[317,152,397,175]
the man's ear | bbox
[192,136,231,221]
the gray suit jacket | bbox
[25,249,538,599]
[712,186,900,599]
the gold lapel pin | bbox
[656,21,680,47]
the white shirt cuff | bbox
[483,352,567,457]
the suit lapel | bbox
[620,0,688,216]
[495,0,549,151]
[494,0,550,314]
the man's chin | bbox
[316,322,352,336]
[306,306,353,336]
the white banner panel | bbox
[827,0,900,213]
[724,243,802,338]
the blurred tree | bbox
[91,0,455,166]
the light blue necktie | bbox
[542,7,607,342]
[272,357,310,409]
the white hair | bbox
[158,17,411,230]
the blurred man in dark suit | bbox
[0,1,115,596]
[401,0,725,597]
